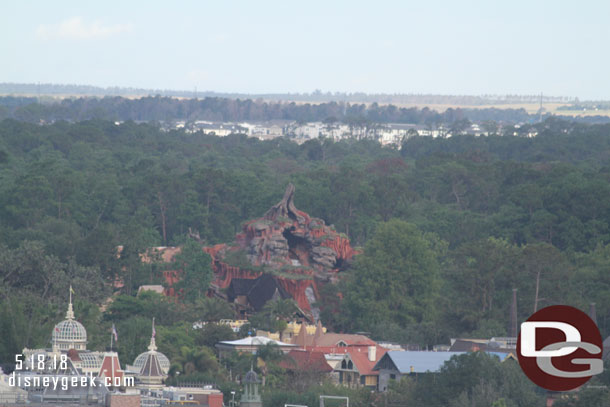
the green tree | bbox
[171,239,213,302]
[446,238,519,334]
[342,220,443,340]
[572,243,610,336]
[194,323,236,349]
[171,346,220,376]
[256,343,287,388]
[186,297,234,323]
[415,353,542,407]
[104,292,180,325]
[250,299,300,333]
[518,243,571,313]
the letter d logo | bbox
[520,322,581,357]
[517,305,603,392]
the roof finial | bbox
[66,285,75,320]
[148,317,157,352]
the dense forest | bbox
[4,95,610,125]
[1,114,610,406]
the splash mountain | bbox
[149,184,357,321]
[203,183,356,321]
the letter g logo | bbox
[517,306,603,391]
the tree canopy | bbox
[1,115,610,385]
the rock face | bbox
[205,183,356,320]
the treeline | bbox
[402,117,610,163]
[0,82,575,104]
[1,117,610,361]
[0,95,536,125]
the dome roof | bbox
[52,296,87,346]
[134,319,170,375]
[138,352,166,378]
[244,369,259,383]
[134,350,170,374]
[52,319,87,343]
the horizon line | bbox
[0,82,586,103]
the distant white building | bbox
[292,123,323,140]
[170,119,470,142]
[245,121,288,139]
[194,121,247,136]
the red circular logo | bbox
[517,305,603,391]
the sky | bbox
[2,0,610,99]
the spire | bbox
[589,303,598,326]
[294,323,308,348]
[66,285,75,320]
[509,288,518,338]
[314,320,323,346]
[148,318,157,352]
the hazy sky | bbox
[2,1,609,99]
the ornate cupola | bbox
[134,319,169,388]
[52,286,87,351]
[241,366,262,407]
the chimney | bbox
[509,288,518,338]
[590,303,598,326]
[368,346,376,362]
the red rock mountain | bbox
[205,183,356,320]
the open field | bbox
[553,108,610,117]
[290,100,610,117]
[400,103,610,117]
[390,102,562,114]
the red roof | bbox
[279,350,332,373]
[99,353,124,381]
[67,349,81,362]
[344,346,387,376]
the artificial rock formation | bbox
[205,183,356,320]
